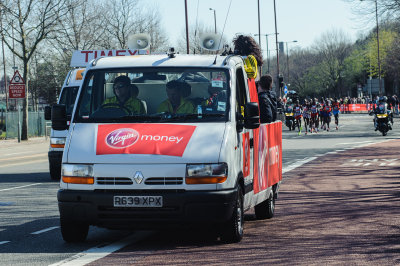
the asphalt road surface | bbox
[0,114,399,265]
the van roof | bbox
[89,54,243,69]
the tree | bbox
[0,0,68,140]
[313,29,353,97]
[101,0,168,52]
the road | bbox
[0,114,399,265]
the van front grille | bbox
[97,177,133,185]
[144,177,183,185]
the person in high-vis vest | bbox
[103,75,146,114]
[157,80,195,114]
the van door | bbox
[235,66,254,197]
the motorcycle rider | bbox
[373,96,393,130]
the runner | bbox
[310,98,319,133]
[332,98,341,130]
[293,100,303,135]
[302,99,311,135]
[321,99,332,131]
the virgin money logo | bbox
[106,128,139,148]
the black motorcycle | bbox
[372,103,392,136]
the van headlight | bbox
[186,163,228,184]
[62,164,94,184]
[50,137,66,148]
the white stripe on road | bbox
[31,226,59,235]
[0,241,10,245]
[0,159,47,168]
[49,231,154,266]
[283,157,317,174]
[0,153,47,162]
[0,183,42,192]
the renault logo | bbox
[133,171,144,184]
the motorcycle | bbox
[372,103,392,136]
[285,105,295,131]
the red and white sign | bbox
[96,124,196,157]
[9,70,25,99]
[253,122,282,194]
[70,49,149,67]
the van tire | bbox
[220,186,244,243]
[60,219,89,243]
[49,163,61,180]
[254,193,275,219]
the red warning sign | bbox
[9,70,25,99]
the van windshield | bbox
[74,68,230,123]
[59,86,79,117]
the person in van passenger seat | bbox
[157,80,195,114]
[103,75,146,114]
[257,74,277,123]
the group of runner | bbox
[285,98,341,135]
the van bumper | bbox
[57,188,237,229]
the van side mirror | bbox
[44,106,51,120]
[245,102,260,129]
[51,104,68,130]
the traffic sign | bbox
[9,70,25,99]
[284,85,288,95]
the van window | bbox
[74,68,230,123]
[59,86,79,117]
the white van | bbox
[51,51,282,243]
[45,68,85,180]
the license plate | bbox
[113,196,163,207]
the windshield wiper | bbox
[119,114,163,122]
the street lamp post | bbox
[360,0,381,96]
[284,40,297,85]
[273,0,281,97]
[254,33,274,73]
[209,8,217,34]
[374,0,382,96]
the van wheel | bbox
[49,163,61,180]
[220,186,244,243]
[60,219,89,243]
[254,193,275,219]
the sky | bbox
[145,0,371,54]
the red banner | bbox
[253,122,282,194]
[341,104,369,112]
[96,124,196,156]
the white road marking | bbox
[283,157,317,174]
[49,231,153,266]
[335,150,345,152]
[0,153,47,162]
[0,159,47,168]
[31,226,59,235]
[0,241,10,245]
[0,183,42,192]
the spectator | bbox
[257,74,277,123]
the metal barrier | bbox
[4,111,46,139]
